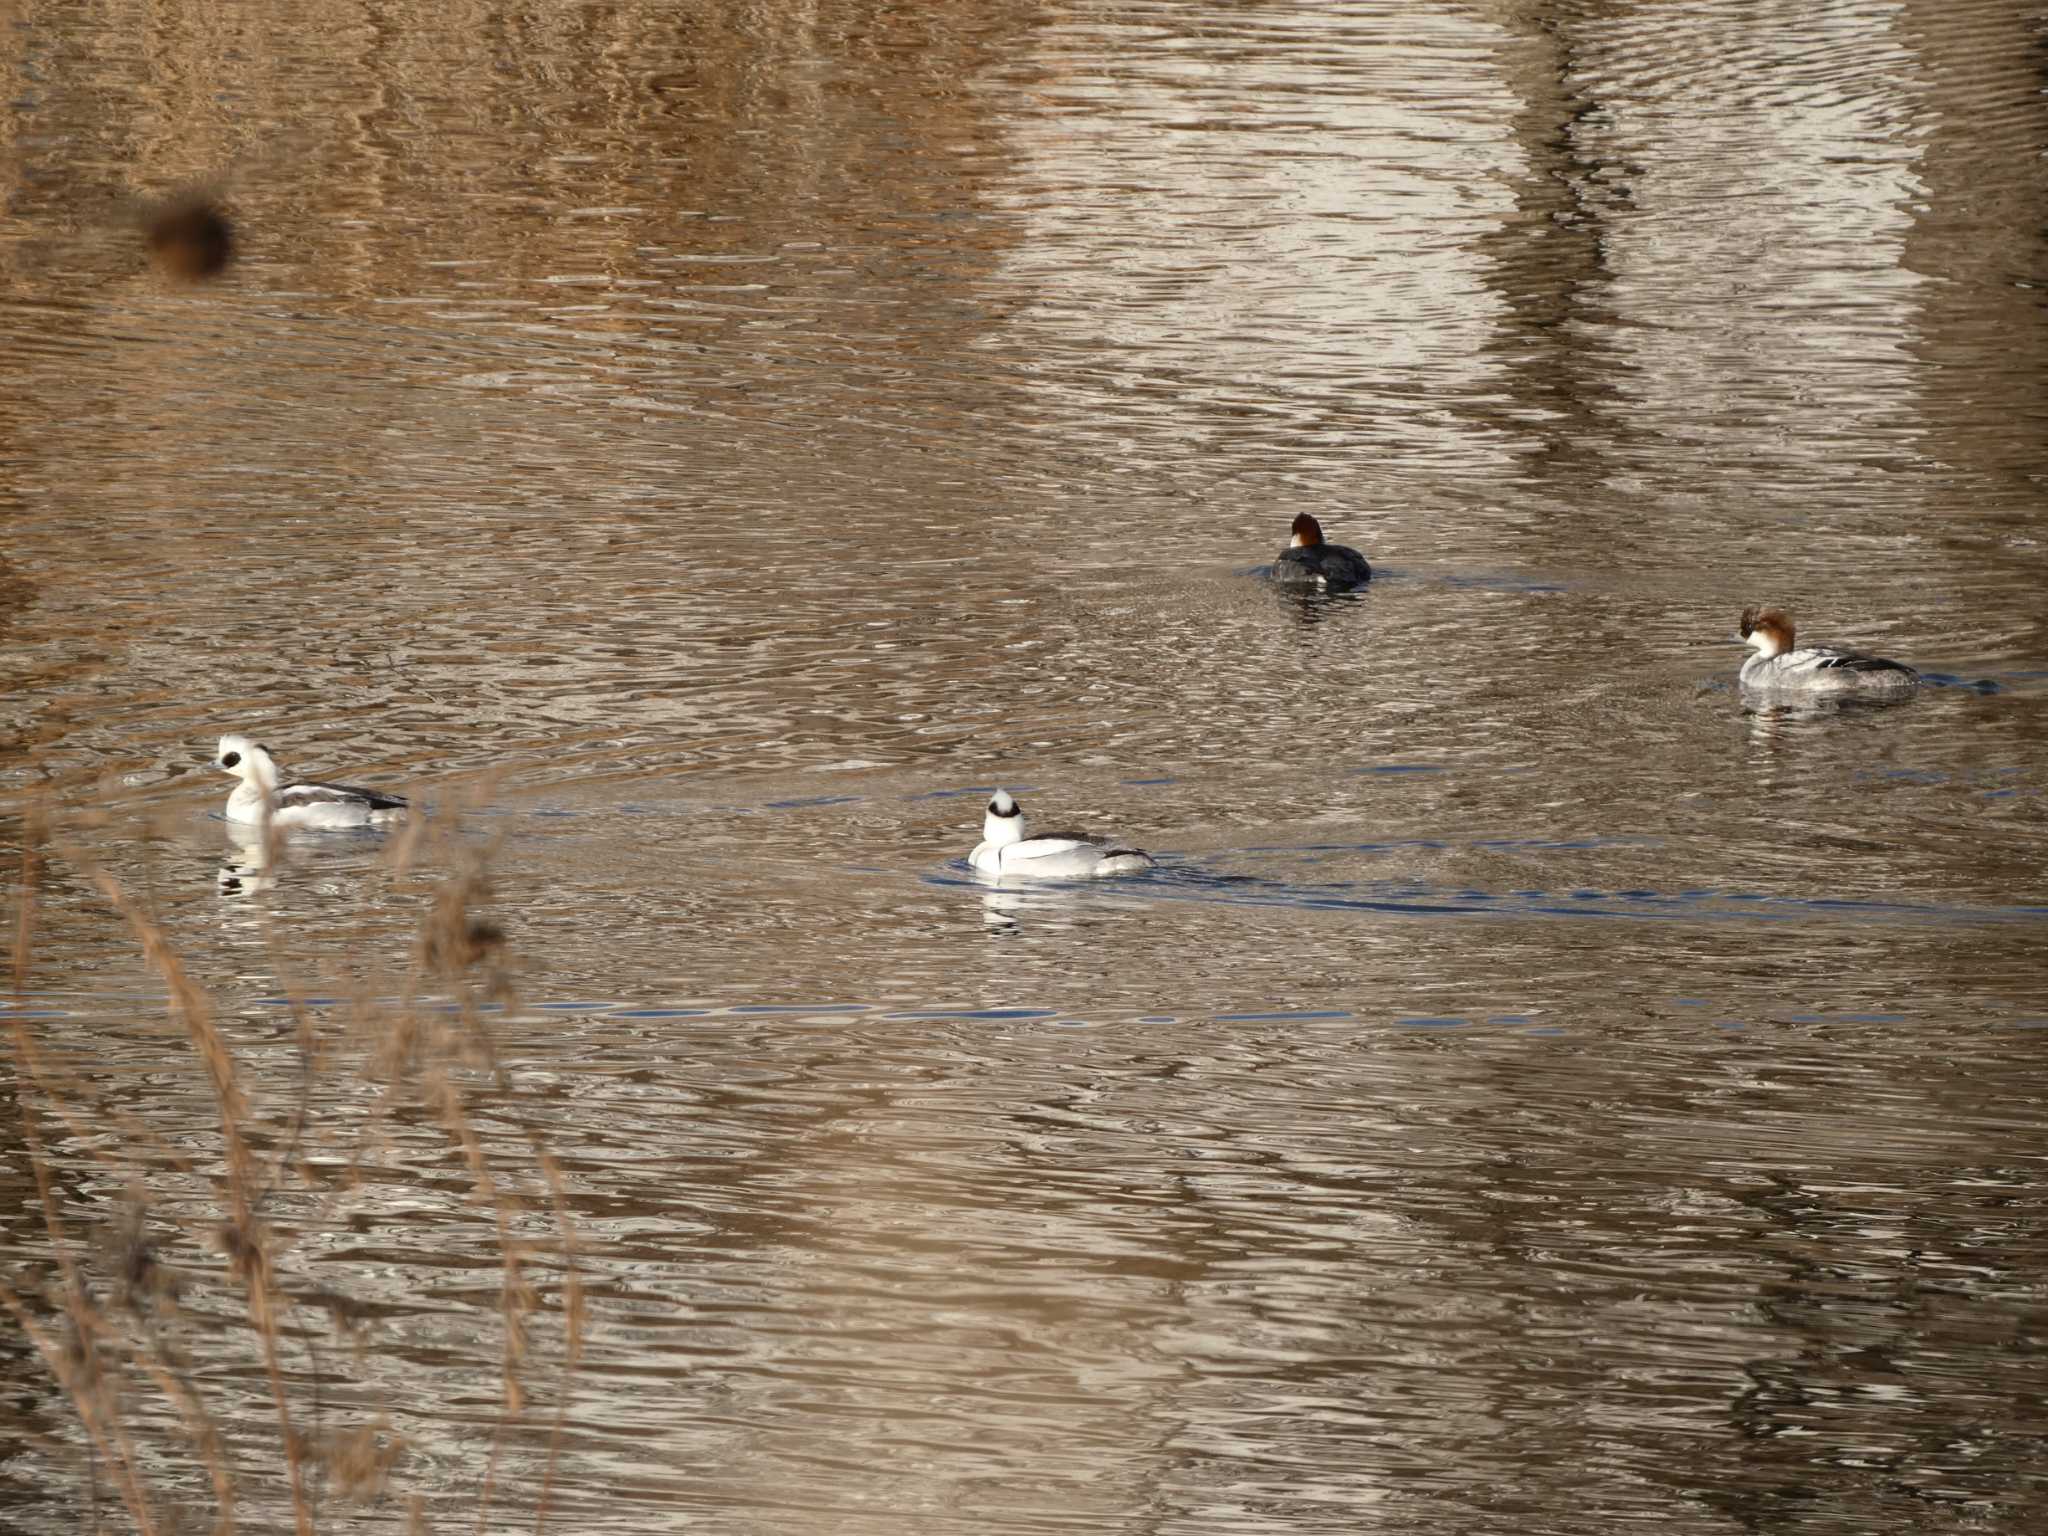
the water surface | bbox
[2,1,2046,1532]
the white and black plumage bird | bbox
[1737,607,1918,698]
[1270,513,1371,593]
[968,790,1153,880]
[214,733,408,830]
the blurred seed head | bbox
[110,1193,184,1321]
[146,198,234,282]
[427,917,507,975]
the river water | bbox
[3,1,2046,1532]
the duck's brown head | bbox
[1739,605,1796,657]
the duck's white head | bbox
[1289,513,1325,549]
[1739,605,1795,659]
[215,733,280,791]
[983,789,1026,846]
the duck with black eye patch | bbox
[214,733,408,830]
[1735,606,1919,699]
[968,790,1154,880]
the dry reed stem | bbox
[11,800,42,993]
[531,1151,585,1536]
[11,833,268,1533]
[99,1191,240,1531]
[4,1090,162,1531]
[8,817,164,1533]
[369,829,568,1536]
[18,838,217,1188]
[0,1282,159,1536]
[6,975,203,1181]
[404,854,533,1536]
[122,1333,238,1535]
[92,871,314,1536]
[7,785,576,1534]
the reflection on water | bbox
[3,0,2048,1532]
[214,836,275,896]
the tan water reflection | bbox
[3,0,2047,1532]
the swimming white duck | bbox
[215,733,408,829]
[1737,607,1918,697]
[1271,514,1372,592]
[968,790,1154,879]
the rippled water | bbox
[4,0,2047,1531]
